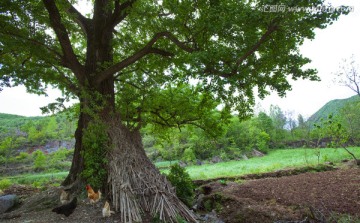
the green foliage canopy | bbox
[0,0,348,126]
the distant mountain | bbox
[307,95,360,124]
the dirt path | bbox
[1,167,360,223]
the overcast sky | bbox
[257,0,360,118]
[0,0,359,117]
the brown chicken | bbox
[60,189,70,204]
[85,184,101,204]
[102,201,115,217]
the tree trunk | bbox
[62,99,88,187]
[61,78,197,222]
[107,118,198,223]
[62,78,114,189]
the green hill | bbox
[307,95,360,124]
[0,113,44,133]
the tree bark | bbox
[62,99,88,187]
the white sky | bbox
[0,0,359,117]
[256,0,360,118]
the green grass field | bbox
[184,147,360,180]
[1,147,359,188]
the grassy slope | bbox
[185,147,360,180]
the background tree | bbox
[293,114,311,142]
[297,114,306,129]
[314,115,358,164]
[0,0,347,221]
[43,116,58,140]
[269,105,287,147]
[0,136,15,167]
[332,55,360,145]
[256,112,274,136]
[225,117,270,155]
[284,110,297,140]
[339,100,360,145]
[333,55,360,96]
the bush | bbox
[182,148,196,163]
[227,147,241,160]
[49,148,72,170]
[166,164,194,207]
[16,152,31,161]
[0,178,12,190]
[32,150,47,171]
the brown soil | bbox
[201,167,360,223]
[1,167,360,223]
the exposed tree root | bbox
[107,121,198,223]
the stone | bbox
[251,149,264,157]
[179,161,187,168]
[192,193,205,210]
[0,194,18,214]
[211,156,222,163]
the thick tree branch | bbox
[109,0,136,29]
[43,0,84,79]
[96,31,195,84]
[64,0,91,35]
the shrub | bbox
[0,178,12,190]
[32,150,47,171]
[220,151,229,161]
[182,148,196,163]
[16,152,31,161]
[166,164,194,207]
[256,131,270,153]
[49,148,71,170]
[227,147,241,159]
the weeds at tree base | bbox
[166,164,195,207]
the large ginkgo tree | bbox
[0,0,348,222]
